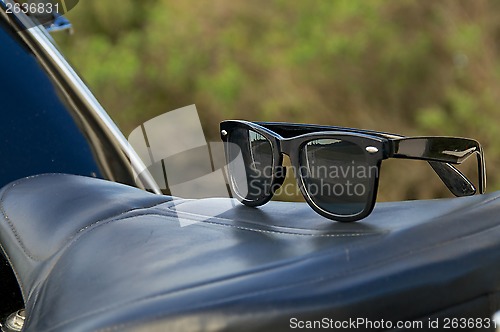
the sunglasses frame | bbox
[220,120,486,222]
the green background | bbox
[55,0,500,202]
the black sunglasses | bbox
[220,120,486,222]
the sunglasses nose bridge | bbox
[279,138,293,156]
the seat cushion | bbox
[1,174,500,331]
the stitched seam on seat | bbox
[32,211,379,332]
[162,199,194,209]
[32,202,171,261]
[34,212,500,332]
[176,214,378,237]
[73,204,171,235]
[166,208,384,236]
[0,174,88,303]
[0,174,172,262]
[77,211,377,238]
[0,174,63,261]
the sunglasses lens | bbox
[226,127,274,202]
[300,139,374,217]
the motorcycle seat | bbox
[1,173,500,331]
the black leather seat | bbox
[1,174,500,331]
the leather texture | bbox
[1,174,500,331]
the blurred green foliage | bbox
[56,0,500,202]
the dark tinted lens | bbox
[227,127,274,202]
[299,139,374,216]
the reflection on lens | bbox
[227,127,274,202]
[300,139,372,216]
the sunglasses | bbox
[220,120,486,222]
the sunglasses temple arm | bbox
[477,147,487,194]
[427,161,476,196]
[391,137,486,196]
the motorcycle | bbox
[1,2,500,331]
